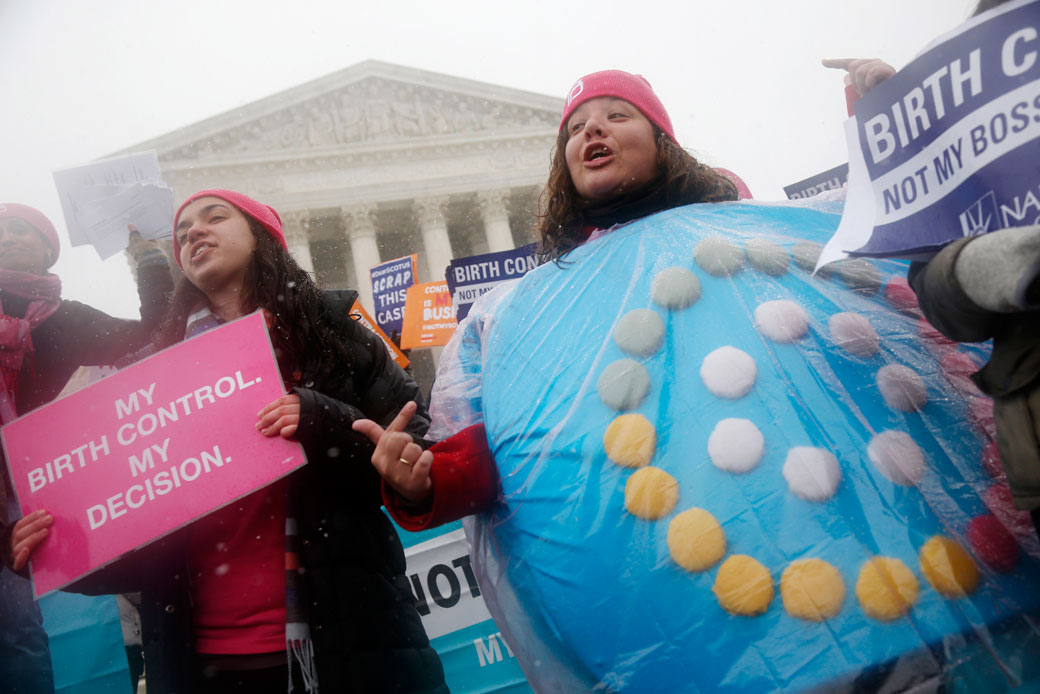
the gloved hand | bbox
[126,227,168,267]
[954,225,1040,312]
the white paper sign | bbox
[53,152,174,260]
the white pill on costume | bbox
[876,364,928,412]
[868,431,926,486]
[701,346,757,399]
[829,313,879,357]
[754,300,809,343]
[708,419,765,473]
[783,447,842,502]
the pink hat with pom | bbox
[559,70,676,142]
[173,189,286,268]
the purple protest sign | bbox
[821,0,1040,265]
[370,254,417,338]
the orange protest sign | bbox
[349,300,410,369]
[400,281,457,349]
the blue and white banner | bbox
[821,0,1040,265]
[393,518,532,694]
[370,254,417,338]
[446,245,537,322]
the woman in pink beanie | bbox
[356,69,739,528]
[17,189,447,694]
[538,69,739,261]
[0,202,172,694]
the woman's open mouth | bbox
[584,145,615,167]
[190,243,215,263]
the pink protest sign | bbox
[1,311,306,597]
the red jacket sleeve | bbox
[383,423,499,531]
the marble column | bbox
[477,189,515,253]
[341,203,381,313]
[414,196,454,284]
[282,211,315,275]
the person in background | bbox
[823,0,1040,537]
[11,190,447,694]
[0,202,171,694]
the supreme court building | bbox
[116,61,562,387]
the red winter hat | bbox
[559,70,676,142]
[173,189,287,268]
[0,203,61,267]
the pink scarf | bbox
[0,269,62,422]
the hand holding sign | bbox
[256,394,301,439]
[10,509,52,571]
[353,401,433,503]
[822,58,896,95]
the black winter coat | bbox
[72,289,448,694]
[909,242,1040,510]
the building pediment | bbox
[121,61,562,165]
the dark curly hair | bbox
[157,221,353,384]
[536,127,738,263]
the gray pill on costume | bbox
[876,364,928,412]
[614,309,665,357]
[835,258,883,294]
[792,241,823,271]
[694,237,745,277]
[745,238,789,276]
[597,359,652,410]
[791,241,835,278]
[651,267,701,310]
[829,312,880,357]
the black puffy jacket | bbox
[72,289,447,694]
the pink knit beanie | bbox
[0,203,61,267]
[173,189,287,268]
[559,70,676,142]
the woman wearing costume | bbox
[355,70,738,530]
[0,202,171,694]
[11,190,447,694]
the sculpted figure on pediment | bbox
[280,110,309,148]
[363,84,397,139]
[306,101,338,147]
[391,98,424,137]
[425,98,453,135]
[451,99,482,132]
[335,92,365,143]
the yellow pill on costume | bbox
[624,466,678,520]
[713,555,773,616]
[668,508,726,572]
[780,558,845,621]
[919,536,980,598]
[603,414,656,468]
[855,557,919,621]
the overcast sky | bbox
[1,0,974,318]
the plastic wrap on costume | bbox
[430,198,1040,693]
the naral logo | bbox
[959,192,998,237]
[566,79,584,107]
